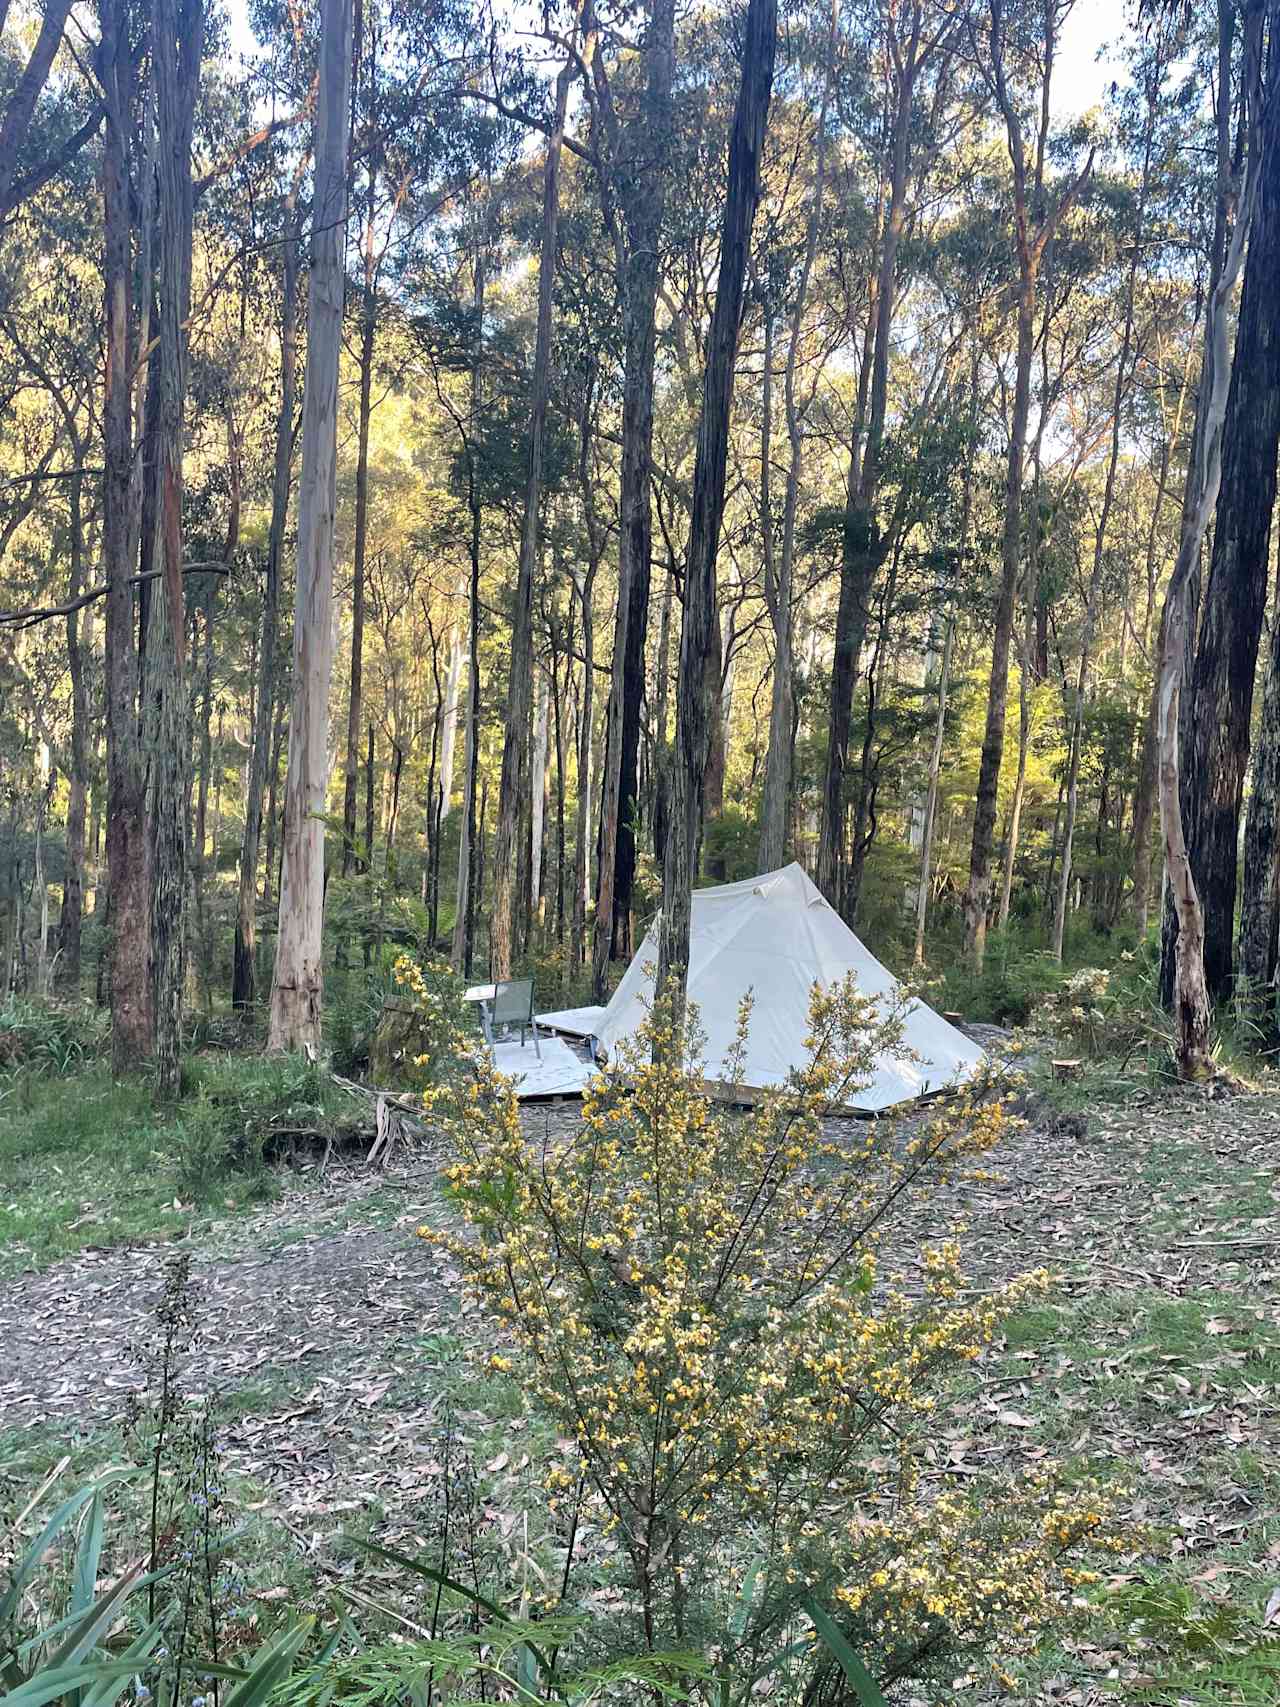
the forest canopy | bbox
[0,0,1277,1082]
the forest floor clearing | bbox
[2,1066,1280,1702]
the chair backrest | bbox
[491,977,534,1026]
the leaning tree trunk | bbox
[591,0,676,999]
[267,0,355,1053]
[655,0,776,1005]
[491,27,587,979]
[0,0,77,224]
[1170,31,1280,1003]
[234,194,299,1013]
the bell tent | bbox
[538,862,986,1112]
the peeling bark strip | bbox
[655,0,777,1007]
[268,0,355,1053]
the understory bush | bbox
[368,954,475,1091]
[172,1053,354,1194]
[424,980,1112,1702]
[1109,1573,1280,1704]
[1023,953,1169,1063]
[929,921,1145,1028]
[0,996,106,1075]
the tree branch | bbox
[0,562,230,630]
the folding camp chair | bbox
[490,977,541,1059]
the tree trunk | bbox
[997,520,1036,932]
[267,0,354,1053]
[192,592,215,1000]
[913,609,955,965]
[968,272,1033,964]
[1240,596,1280,1026]
[491,28,588,979]
[1052,90,1154,958]
[144,0,202,1100]
[452,246,487,975]
[1172,30,1280,1003]
[570,566,597,974]
[760,11,833,872]
[234,194,299,1014]
[818,24,927,908]
[655,0,776,1003]
[964,0,1091,968]
[530,669,549,927]
[1156,47,1260,1077]
[32,767,52,996]
[57,454,88,988]
[342,223,377,878]
[0,0,78,223]
[592,0,676,995]
[98,0,153,1069]
[1130,609,1163,938]
[364,719,376,878]
[550,614,568,943]
[263,686,286,912]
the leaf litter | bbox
[1,1081,1278,1702]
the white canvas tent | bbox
[539,863,985,1112]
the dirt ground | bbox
[3,1076,1279,1701]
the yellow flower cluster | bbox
[418,980,1110,1675]
[389,953,480,1109]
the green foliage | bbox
[701,805,759,884]
[0,999,107,1077]
[1024,956,1169,1062]
[1109,1574,1280,1704]
[927,920,1144,1027]
[0,1460,315,1707]
[428,984,1110,1699]
[0,1070,190,1278]
[0,1468,165,1707]
[369,955,475,1091]
[276,1613,703,1706]
[172,1054,353,1196]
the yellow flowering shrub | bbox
[385,954,478,1107]
[417,977,1110,1698]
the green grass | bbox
[0,1049,360,1280]
[0,1068,214,1278]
